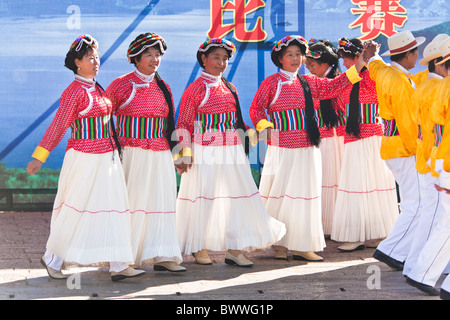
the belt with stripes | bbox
[117,115,165,139]
[194,112,236,133]
[70,115,111,139]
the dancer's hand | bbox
[26,159,42,175]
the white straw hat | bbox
[436,37,450,65]
[381,30,426,57]
[419,34,449,66]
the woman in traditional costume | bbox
[305,40,345,237]
[106,33,185,272]
[249,35,365,261]
[330,38,398,252]
[26,35,145,281]
[175,38,286,267]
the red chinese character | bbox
[207,0,267,42]
[349,0,408,40]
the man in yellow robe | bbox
[364,30,426,271]
[402,34,449,279]
[406,37,450,299]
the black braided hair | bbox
[221,76,250,155]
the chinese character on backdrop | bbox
[208,0,267,42]
[349,0,408,40]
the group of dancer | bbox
[25,30,449,299]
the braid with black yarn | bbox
[154,72,177,152]
[345,66,367,138]
[221,76,250,155]
[297,74,321,147]
[95,81,122,160]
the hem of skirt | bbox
[53,202,130,214]
[337,187,397,194]
[178,191,260,203]
[130,209,176,214]
[261,194,320,201]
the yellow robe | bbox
[368,59,422,160]
[413,74,443,174]
[430,77,450,175]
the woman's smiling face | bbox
[279,45,303,72]
[135,47,161,75]
[201,47,229,76]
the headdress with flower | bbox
[337,37,363,57]
[196,38,236,68]
[306,40,339,62]
[127,33,167,63]
[271,35,308,68]
[69,34,98,52]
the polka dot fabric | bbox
[106,70,172,151]
[38,76,117,155]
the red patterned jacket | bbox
[32,75,117,163]
[106,69,173,151]
[249,67,360,149]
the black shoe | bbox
[405,277,440,296]
[440,288,450,300]
[372,249,404,271]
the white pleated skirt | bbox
[259,145,326,252]
[320,134,344,235]
[46,149,134,265]
[121,147,182,265]
[331,135,399,242]
[176,143,286,254]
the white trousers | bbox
[377,155,422,262]
[407,159,450,287]
[403,171,440,276]
[44,250,129,273]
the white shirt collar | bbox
[391,61,412,77]
[201,71,221,83]
[134,69,155,83]
[279,69,297,81]
[75,74,96,86]
[429,72,444,80]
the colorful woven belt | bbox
[70,115,111,139]
[117,115,165,139]
[336,109,346,127]
[434,124,444,147]
[382,118,399,137]
[346,103,379,124]
[194,112,236,133]
[271,108,306,131]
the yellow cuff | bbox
[180,147,193,158]
[345,65,362,84]
[256,119,274,132]
[31,146,50,163]
[172,153,180,162]
[247,128,258,147]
